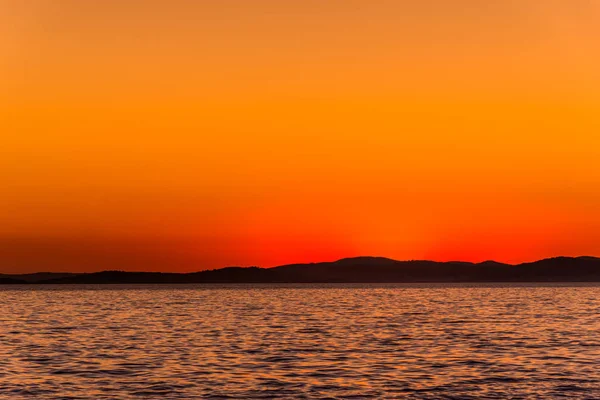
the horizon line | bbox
[3,255,598,276]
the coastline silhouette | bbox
[2,256,600,284]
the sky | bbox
[1,1,600,272]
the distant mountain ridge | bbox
[0,272,79,283]
[2,256,600,284]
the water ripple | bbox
[1,283,600,399]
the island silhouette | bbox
[2,256,600,284]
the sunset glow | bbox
[2,1,600,272]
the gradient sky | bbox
[1,1,600,272]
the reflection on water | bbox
[1,284,599,399]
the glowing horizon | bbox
[1,1,599,273]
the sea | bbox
[1,284,599,399]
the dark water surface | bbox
[1,284,599,399]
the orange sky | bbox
[1,1,600,272]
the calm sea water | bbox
[1,284,599,399]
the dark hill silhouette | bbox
[0,276,28,284]
[1,272,78,283]
[35,267,272,284]
[2,256,599,284]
